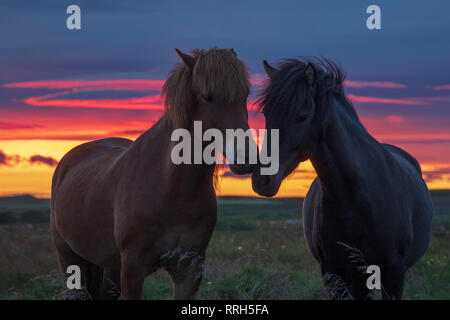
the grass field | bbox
[0,192,448,300]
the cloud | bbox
[8,78,436,113]
[386,138,450,144]
[110,129,146,136]
[345,81,407,89]
[22,91,257,111]
[4,79,165,111]
[4,79,164,92]
[419,96,450,103]
[421,164,450,183]
[24,93,165,110]
[347,94,428,105]
[0,150,21,166]
[0,150,58,167]
[431,84,450,90]
[0,150,8,165]
[250,73,267,87]
[28,155,58,167]
[5,76,265,111]
[5,75,263,92]
[387,115,404,123]
[0,122,42,130]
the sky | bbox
[0,0,449,198]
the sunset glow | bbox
[1,1,449,199]
[1,75,449,198]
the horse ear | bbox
[230,48,237,57]
[305,63,317,88]
[263,60,279,80]
[175,48,195,70]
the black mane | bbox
[258,58,359,121]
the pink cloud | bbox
[420,96,450,103]
[345,81,407,89]
[387,115,404,123]
[5,75,265,92]
[24,92,165,110]
[22,88,258,111]
[431,84,450,90]
[9,78,263,111]
[0,122,42,130]
[250,73,266,87]
[347,94,428,105]
[4,79,164,92]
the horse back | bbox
[382,143,422,174]
[52,138,131,196]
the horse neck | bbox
[135,114,216,188]
[310,96,381,200]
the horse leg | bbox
[381,265,405,300]
[120,250,148,300]
[83,263,104,299]
[321,263,353,300]
[167,253,205,300]
[99,268,121,300]
[51,226,103,299]
[350,272,371,300]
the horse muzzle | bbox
[251,167,282,197]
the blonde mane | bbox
[162,47,250,128]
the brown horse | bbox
[50,47,252,300]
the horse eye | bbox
[202,94,213,103]
[296,114,308,122]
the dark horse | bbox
[252,58,433,299]
[51,48,253,299]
